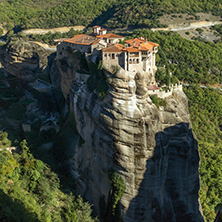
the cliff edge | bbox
[54,47,204,222]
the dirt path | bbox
[151,21,222,32]
[21,25,85,35]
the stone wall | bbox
[148,83,183,98]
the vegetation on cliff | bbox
[184,86,222,222]
[0,137,96,222]
[103,170,126,222]
[0,0,222,30]
[0,65,96,221]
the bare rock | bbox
[56,51,203,222]
[0,39,52,81]
[22,123,31,132]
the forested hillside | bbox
[184,86,222,222]
[125,29,222,85]
[0,138,96,221]
[0,0,222,29]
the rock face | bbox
[56,52,204,221]
[0,39,52,81]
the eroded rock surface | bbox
[0,39,52,81]
[55,51,204,221]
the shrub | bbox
[0,28,3,36]
[150,95,166,108]
[0,131,11,148]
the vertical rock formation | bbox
[56,51,203,221]
[0,39,52,81]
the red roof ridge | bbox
[148,85,160,90]
[125,37,159,48]
[91,40,100,45]
[102,44,123,52]
[97,33,124,39]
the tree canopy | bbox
[0,0,222,29]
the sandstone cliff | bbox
[55,49,204,222]
[0,39,204,221]
[0,39,53,82]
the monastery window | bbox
[108,53,111,57]
[104,53,107,57]
[136,59,139,64]
[129,59,132,64]
[112,53,115,59]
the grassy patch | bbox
[150,95,166,108]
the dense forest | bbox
[0,138,97,221]
[0,0,222,29]
[184,86,222,222]
[124,29,222,85]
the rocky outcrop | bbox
[56,51,204,221]
[56,49,82,99]
[0,39,52,81]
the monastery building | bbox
[56,26,158,74]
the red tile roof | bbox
[123,46,140,52]
[125,37,159,50]
[64,34,98,45]
[115,44,124,50]
[91,40,100,45]
[102,44,124,52]
[101,37,158,53]
[93,26,101,28]
[148,85,160,90]
[97,33,124,39]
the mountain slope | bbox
[0,0,222,29]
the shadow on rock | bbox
[125,122,204,222]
